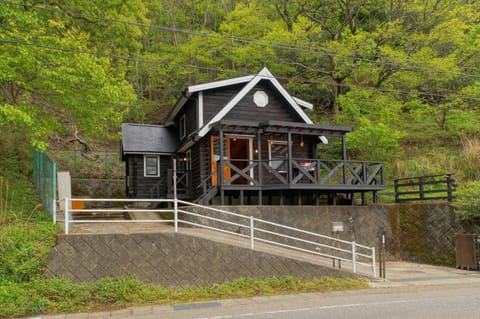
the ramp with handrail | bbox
[63,197,376,277]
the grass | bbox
[391,133,480,182]
[0,174,368,318]
[0,276,368,318]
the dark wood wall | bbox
[224,81,303,123]
[126,154,171,198]
[175,99,197,143]
[203,84,244,124]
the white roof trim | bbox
[188,75,255,93]
[166,75,255,124]
[198,67,312,137]
[293,97,313,109]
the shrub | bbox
[453,181,480,220]
[0,222,58,282]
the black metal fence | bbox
[394,174,456,203]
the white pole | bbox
[53,198,57,224]
[250,216,255,249]
[173,158,178,233]
[371,246,377,277]
[352,241,356,273]
[64,197,69,235]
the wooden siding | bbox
[175,99,197,143]
[125,154,171,198]
[189,141,203,199]
[203,84,244,124]
[223,81,303,123]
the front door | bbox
[211,135,254,186]
[229,137,252,185]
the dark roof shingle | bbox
[121,123,178,154]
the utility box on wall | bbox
[456,234,480,270]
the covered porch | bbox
[175,120,385,205]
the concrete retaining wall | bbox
[71,178,125,198]
[46,232,357,287]
[184,203,478,266]
[47,203,479,287]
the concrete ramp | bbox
[46,231,361,287]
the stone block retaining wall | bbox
[46,232,357,287]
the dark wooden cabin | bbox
[121,67,385,205]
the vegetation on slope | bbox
[0,1,480,314]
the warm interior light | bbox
[300,135,304,147]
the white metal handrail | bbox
[63,197,376,277]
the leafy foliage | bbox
[453,181,480,221]
[0,222,58,282]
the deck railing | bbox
[63,197,376,277]
[218,158,384,187]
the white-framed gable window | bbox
[144,155,160,177]
[179,114,187,139]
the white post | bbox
[64,197,69,235]
[53,198,57,224]
[250,216,255,249]
[173,158,178,233]
[371,246,377,277]
[352,241,357,273]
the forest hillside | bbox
[1,0,479,186]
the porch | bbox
[169,120,386,205]
[169,158,384,205]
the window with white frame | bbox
[144,155,160,177]
[179,114,186,139]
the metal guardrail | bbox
[63,197,376,277]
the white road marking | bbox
[194,299,420,319]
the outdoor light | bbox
[300,135,304,148]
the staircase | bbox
[194,185,218,205]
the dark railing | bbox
[218,158,384,188]
[167,169,192,197]
[394,174,455,203]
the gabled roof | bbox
[121,123,178,155]
[166,67,314,128]
[198,67,313,136]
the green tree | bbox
[0,3,136,148]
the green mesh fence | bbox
[33,150,56,217]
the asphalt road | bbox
[141,284,480,319]
[33,262,480,319]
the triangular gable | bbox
[198,67,313,137]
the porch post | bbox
[219,128,225,205]
[219,128,224,186]
[257,129,263,186]
[288,131,292,183]
[257,129,263,205]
